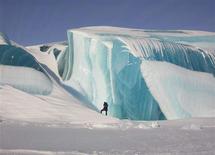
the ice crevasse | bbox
[58,26,215,120]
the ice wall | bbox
[63,27,215,120]
[65,33,164,120]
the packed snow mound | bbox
[27,42,68,78]
[141,61,215,119]
[0,65,52,95]
[58,26,215,120]
[0,44,53,95]
[0,84,117,124]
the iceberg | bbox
[60,26,215,120]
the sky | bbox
[0,0,215,46]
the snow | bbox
[141,61,215,119]
[73,26,215,54]
[0,65,53,95]
[26,42,68,78]
[0,32,10,45]
[0,118,215,155]
[0,84,118,124]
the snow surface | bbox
[0,65,52,95]
[0,84,117,124]
[74,26,215,54]
[0,32,10,45]
[141,61,215,119]
[26,46,62,78]
[27,42,68,77]
[0,118,215,155]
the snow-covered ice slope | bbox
[0,44,52,95]
[63,26,215,120]
[0,33,118,124]
[0,65,52,95]
[27,42,68,77]
[141,61,215,119]
[0,32,11,45]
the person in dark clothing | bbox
[100,102,108,115]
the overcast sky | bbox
[0,0,214,45]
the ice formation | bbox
[1,26,215,120]
[0,65,52,95]
[0,42,53,95]
[61,27,215,120]
[141,61,215,119]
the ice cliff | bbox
[61,27,215,120]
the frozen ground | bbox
[0,118,215,155]
[1,84,214,154]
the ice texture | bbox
[0,44,53,95]
[62,26,215,120]
[141,61,215,119]
[0,65,52,95]
[0,45,43,71]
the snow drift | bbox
[0,65,52,95]
[141,61,215,119]
[0,44,53,95]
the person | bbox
[100,102,108,116]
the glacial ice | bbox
[61,27,215,120]
[0,44,53,95]
[1,27,215,120]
